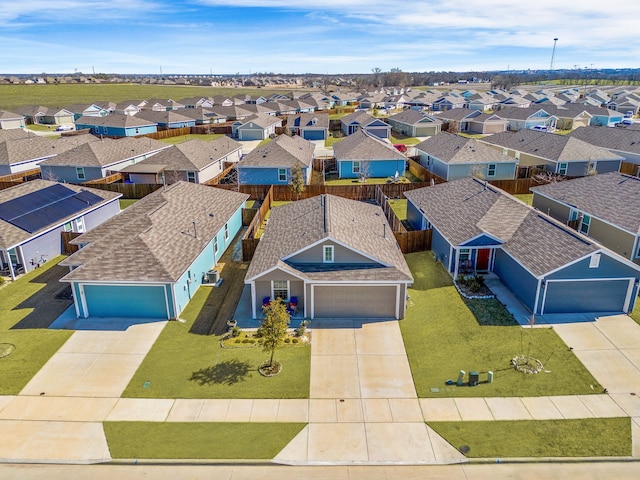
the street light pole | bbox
[550,38,558,70]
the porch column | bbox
[453,247,460,278]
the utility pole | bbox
[550,38,558,70]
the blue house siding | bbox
[447,163,517,181]
[338,160,406,179]
[238,167,308,185]
[546,253,640,281]
[76,124,157,137]
[83,200,121,230]
[461,235,502,247]
[41,165,104,183]
[20,228,66,273]
[493,249,539,311]
[406,201,424,230]
[431,228,453,273]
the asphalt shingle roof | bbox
[415,132,515,165]
[76,114,157,128]
[246,194,413,283]
[387,110,440,125]
[60,182,249,283]
[333,130,406,161]
[531,172,640,234]
[569,126,640,155]
[237,134,314,168]
[404,178,598,277]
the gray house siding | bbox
[41,165,103,183]
[531,195,572,223]
[289,243,377,264]
[83,201,121,230]
[446,162,516,181]
[20,229,65,274]
[493,249,538,311]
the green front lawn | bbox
[159,133,223,145]
[122,287,311,399]
[324,135,341,147]
[119,199,138,209]
[513,194,533,206]
[105,422,305,459]
[429,418,631,458]
[0,257,73,394]
[390,134,421,145]
[388,198,407,220]
[401,252,602,397]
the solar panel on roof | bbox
[0,185,105,234]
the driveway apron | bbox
[274,319,465,465]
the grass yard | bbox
[159,133,223,145]
[324,135,342,147]
[324,176,410,186]
[630,301,640,326]
[513,193,533,205]
[25,124,59,133]
[0,84,296,110]
[119,199,138,209]
[122,286,311,399]
[401,251,603,397]
[104,422,305,459]
[0,257,73,394]
[388,198,407,221]
[390,134,421,145]
[429,418,631,458]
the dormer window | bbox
[323,245,334,263]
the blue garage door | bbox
[83,284,168,318]
[543,279,630,314]
[303,130,325,140]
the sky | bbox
[1,0,639,75]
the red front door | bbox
[476,249,491,272]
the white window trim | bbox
[352,161,360,174]
[323,245,334,263]
[224,223,229,240]
[487,163,496,177]
[187,171,196,183]
[278,168,287,182]
[557,163,568,175]
[272,280,290,301]
[214,236,219,255]
[589,253,601,269]
[74,217,85,233]
[76,167,85,180]
[580,214,591,235]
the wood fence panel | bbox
[0,168,41,184]
[242,208,257,226]
[83,172,123,185]
[407,159,447,184]
[620,161,639,176]
[61,231,82,254]
[394,229,432,254]
[142,127,192,140]
[74,182,162,199]
[0,181,23,191]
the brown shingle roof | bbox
[415,132,515,165]
[333,130,406,161]
[237,134,314,168]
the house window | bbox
[75,217,85,233]
[135,128,140,134]
[323,245,334,263]
[63,222,72,232]
[157,172,165,184]
[278,168,287,182]
[589,253,601,269]
[487,164,496,177]
[353,161,361,174]
[102,127,108,134]
[580,214,591,235]
[76,167,85,180]
[214,236,219,255]
[459,248,470,261]
[502,148,508,155]
[187,171,196,183]
[569,209,579,222]
[557,163,568,175]
[272,280,289,301]
[224,223,229,240]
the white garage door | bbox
[313,285,397,318]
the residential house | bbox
[59,182,249,319]
[232,113,282,140]
[531,172,640,264]
[432,93,467,111]
[0,180,121,280]
[178,97,215,109]
[124,137,242,184]
[12,105,48,125]
[0,110,25,130]
[546,105,592,131]
[340,111,391,139]
[134,110,196,129]
[39,137,170,183]
[177,107,226,125]
[140,98,185,111]
[40,108,75,126]
[0,133,89,175]
[405,178,640,315]
[286,113,329,140]
[581,106,626,127]
[466,93,499,112]
[481,129,625,176]
[386,110,442,137]
[333,130,407,179]
[244,194,413,319]
[64,104,111,121]
[436,109,507,135]
[497,107,557,131]
[415,132,517,181]
[75,114,158,137]
[113,102,142,116]
[569,126,640,164]
[236,134,314,185]
[331,91,359,106]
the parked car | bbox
[55,124,74,131]
[393,144,408,153]
[530,125,548,132]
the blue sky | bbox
[1,0,638,74]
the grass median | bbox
[104,422,305,459]
[401,251,603,397]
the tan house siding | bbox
[532,195,572,221]
[586,218,636,262]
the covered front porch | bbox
[452,245,498,278]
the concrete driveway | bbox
[274,319,465,465]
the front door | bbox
[476,248,491,272]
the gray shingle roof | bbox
[60,182,249,283]
[286,113,329,129]
[246,194,413,283]
[0,110,24,120]
[39,137,169,168]
[387,110,440,126]
[0,179,121,249]
[131,137,241,172]
[404,178,598,277]
[340,111,380,127]
[237,134,314,168]
[238,113,282,128]
[481,130,625,163]
[531,172,640,234]
[134,110,194,124]
[415,132,515,165]
[569,126,640,155]
[76,114,156,128]
[333,130,406,161]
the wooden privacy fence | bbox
[0,168,42,191]
[241,186,274,261]
[75,182,162,199]
[83,172,123,185]
[620,161,640,176]
[407,159,447,184]
[203,163,236,186]
[142,127,191,140]
[61,231,82,254]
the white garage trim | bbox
[540,277,635,315]
[78,282,170,319]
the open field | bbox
[0,84,306,110]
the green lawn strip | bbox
[428,418,631,458]
[324,136,341,147]
[324,177,405,186]
[0,256,73,394]
[159,133,223,145]
[388,198,407,220]
[104,422,305,459]
[389,134,421,145]
[513,193,533,205]
[401,252,603,397]
[119,199,138,209]
[122,288,310,399]
[629,302,640,326]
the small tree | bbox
[257,299,290,375]
[289,163,306,200]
